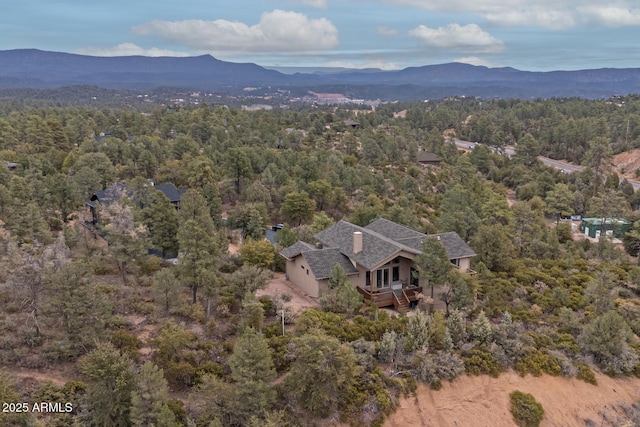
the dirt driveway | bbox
[256,272,320,315]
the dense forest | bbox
[1,96,640,426]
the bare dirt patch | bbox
[12,365,80,388]
[256,272,320,314]
[506,189,517,207]
[613,148,640,179]
[385,371,640,427]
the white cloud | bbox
[483,7,577,30]
[286,0,327,8]
[377,26,398,36]
[409,23,504,53]
[75,43,190,57]
[454,56,503,68]
[578,6,640,26]
[384,0,640,29]
[132,10,339,53]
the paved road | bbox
[453,139,640,190]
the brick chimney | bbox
[353,231,363,254]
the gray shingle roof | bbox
[154,183,186,203]
[280,241,317,259]
[366,218,426,241]
[311,218,475,268]
[280,241,358,280]
[302,248,359,280]
[366,218,476,259]
[416,151,442,163]
[315,220,419,269]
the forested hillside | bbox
[0,98,639,426]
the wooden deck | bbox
[356,286,423,311]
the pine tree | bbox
[472,311,493,345]
[79,342,136,427]
[178,219,218,304]
[130,362,180,427]
[286,332,359,417]
[228,328,276,421]
[416,236,453,299]
[145,190,179,257]
[446,309,466,348]
[153,268,182,313]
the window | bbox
[451,258,460,267]
[365,271,371,286]
[376,268,390,288]
[392,266,400,282]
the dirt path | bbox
[385,371,640,427]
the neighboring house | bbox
[280,218,475,310]
[153,183,187,208]
[86,182,185,224]
[580,217,631,239]
[416,151,442,166]
[343,120,360,129]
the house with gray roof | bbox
[280,218,475,310]
[86,181,186,224]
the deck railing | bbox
[357,286,422,309]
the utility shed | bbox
[580,217,631,239]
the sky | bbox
[2,0,640,71]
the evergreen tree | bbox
[544,183,574,224]
[45,262,113,358]
[79,342,136,427]
[471,311,492,345]
[130,362,180,427]
[446,309,467,348]
[286,332,359,417]
[416,236,453,299]
[144,190,179,257]
[228,327,276,421]
[153,268,182,313]
[178,219,219,304]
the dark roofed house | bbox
[86,183,128,224]
[343,120,360,128]
[280,218,475,310]
[86,181,186,224]
[154,183,187,208]
[416,151,442,166]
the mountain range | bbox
[2,49,640,100]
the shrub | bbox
[462,346,504,377]
[377,330,398,364]
[110,329,142,362]
[514,349,562,377]
[268,335,294,373]
[575,362,598,385]
[433,351,465,381]
[510,391,545,427]
[411,350,439,388]
[258,295,276,317]
[547,349,577,377]
[139,255,163,275]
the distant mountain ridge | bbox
[2,49,640,100]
